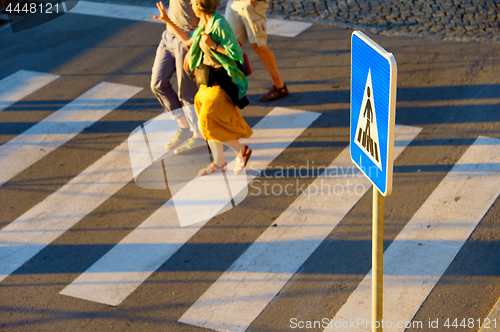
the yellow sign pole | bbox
[372,186,384,332]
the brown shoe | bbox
[259,84,289,102]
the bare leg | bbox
[208,141,225,167]
[225,140,252,175]
[209,140,245,166]
[251,43,284,89]
[192,131,204,138]
[223,140,244,164]
[177,115,189,129]
[198,140,226,175]
[224,140,244,155]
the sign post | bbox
[350,31,397,332]
[372,188,383,331]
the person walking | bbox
[225,0,289,102]
[151,0,207,155]
[154,0,253,175]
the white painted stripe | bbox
[174,107,321,227]
[172,165,240,227]
[178,125,421,332]
[0,70,59,111]
[0,82,142,188]
[267,18,312,38]
[70,1,159,23]
[0,120,178,283]
[128,111,179,182]
[60,107,321,306]
[70,1,311,37]
[326,136,500,332]
[60,0,68,12]
[479,298,500,331]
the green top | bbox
[188,12,248,99]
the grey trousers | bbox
[151,30,199,132]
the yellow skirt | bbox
[195,84,253,142]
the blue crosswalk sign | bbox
[350,31,397,196]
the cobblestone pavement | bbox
[270,0,500,43]
[83,0,500,43]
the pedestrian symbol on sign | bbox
[354,69,382,170]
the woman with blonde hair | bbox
[154,0,253,176]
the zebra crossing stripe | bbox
[266,19,312,38]
[479,297,500,331]
[0,82,142,188]
[59,107,321,306]
[0,70,59,112]
[69,1,159,23]
[0,87,152,284]
[177,125,421,332]
[325,136,500,332]
[69,1,312,37]
[0,140,137,282]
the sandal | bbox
[234,145,252,175]
[259,84,289,102]
[198,161,228,176]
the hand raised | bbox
[153,2,171,24]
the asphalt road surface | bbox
[1,4,500,332]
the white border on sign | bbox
[350,30,397,197]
